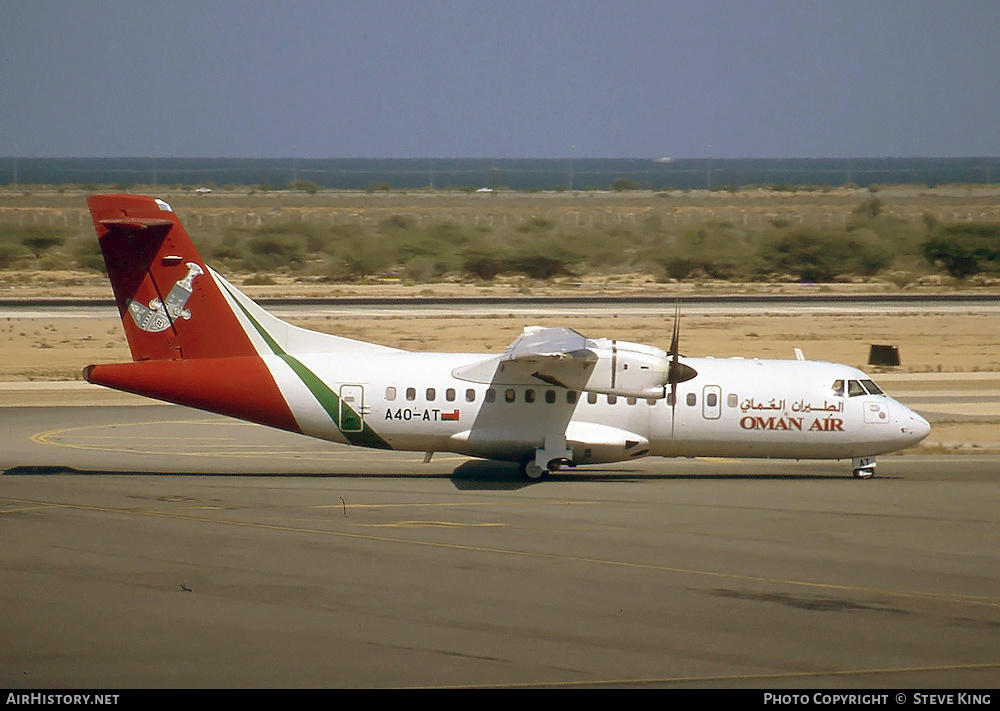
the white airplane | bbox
[83,194,930,480]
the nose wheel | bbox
[852,456,876,479]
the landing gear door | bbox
[339,384,364,432]
[702,385,722,420]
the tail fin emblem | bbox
[127,262,204,333]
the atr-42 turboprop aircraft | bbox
[84,195,930,480]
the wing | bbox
[453,326,678,398]
[452,327,597,387]
[501,327,598,388]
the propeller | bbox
[666,302,698,436]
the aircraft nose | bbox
[900,408,931,445]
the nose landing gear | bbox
[852,456,876,479]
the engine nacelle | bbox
[451,327,698,397]
[582,339,672,398]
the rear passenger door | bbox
[339,385,365,432]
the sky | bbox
[2,1,999,159]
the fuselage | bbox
[276,350,930,465]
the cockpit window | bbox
[835,378,883,397]
[860,379,884,395]
[847,379,866,397]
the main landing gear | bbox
[521,460,551,481]
[521,435,574,481]
[520,458,573,480]
[852,456,876,479]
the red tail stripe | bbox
[85,357,300,434]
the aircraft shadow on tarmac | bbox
[3,462,864,492]
[447,460,865,490]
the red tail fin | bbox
[85,195,301,433]
[87,194,256,361]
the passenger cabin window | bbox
[406,387,416,401]
[505,389,516,403]
[706,392,718,408]
[727,393,738,408]
[567,391,578,404]
[607,394,617,405]
[485,388,496,403]
[385,387,397,401]
[426,388,436,401]
[525,389,536,403]
[465,389,476,402]
[545,390,556,404]
[686,393,696,406]
[445,388,456,402]
[588,392,598,405]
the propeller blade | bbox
[666,301,698,387]
[669,303,680,436]
[666,302,698,437]
[669,302,680,361]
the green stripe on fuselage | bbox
[220,281,392,450]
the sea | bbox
[1,156,997,191]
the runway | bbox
[2,403,998,688]
[3,293,1000,320]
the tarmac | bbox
[1,390,998,688]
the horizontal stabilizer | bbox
[99,217,174,231]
